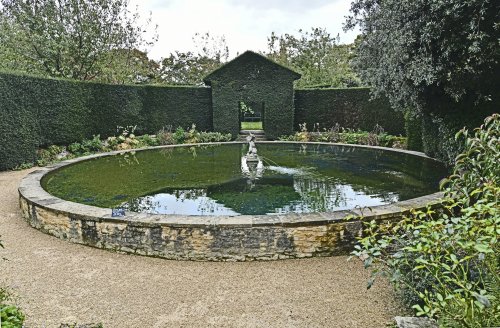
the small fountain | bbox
[242,133,263,187]
[245,133,259,164]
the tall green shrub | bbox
[404,111,423,151]
[0,72,213,170]
[353,114,500,327]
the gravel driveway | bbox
[0,169,401,327]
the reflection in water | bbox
[121,161,401,216]
[122,189,238,215]
[42,143,448,216]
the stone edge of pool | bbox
[18,142,444,261]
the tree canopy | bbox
[345,0,500,113]
[0,0,157,83]
[158,33,229,85]
[266,28,361,88]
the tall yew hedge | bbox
[0,72,212,170]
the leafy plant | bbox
[279,123,406,148]
[185,124,200,144]
[352,114,500,327]
[173,126,186,144]
[441,114,500,205]
[239,101,254,115]
[68,135,103,155]
[135,134,159,147]
[197,131,232,143]
[0,304,25,327]
[1,267,25,328]
[106,126,140,151]
[156,125,175,145]
[36,145,67,166]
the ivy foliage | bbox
[353,114,500,327]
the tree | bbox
[0,0,157,83]
[344,0,500,113]
[266,28,361,88]
[159,33,229,85]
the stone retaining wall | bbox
[18,143,444,261]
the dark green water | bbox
[41,143,448,215]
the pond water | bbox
[41,143,448,215]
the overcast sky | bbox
[129,0,359,60]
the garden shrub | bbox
[23,124,233,168]
[157,125,231,145]
[353,114,500,327]
[1,244,25,328]
[404,111,423,151]
[279,123,407,149]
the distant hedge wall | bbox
[0,72,212,170]
[420,97,497,166]
[294,88,405,135]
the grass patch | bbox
[241,121,262,130]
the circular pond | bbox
[41,143,446,215]
[19,142,448,261]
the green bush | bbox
[353,114,500,327]
[173,126,186,144]
[278,124,407,149]
[405,111,423,151]
[36,145,66,166]
[1,262,25,328]
[68,135,104,156]
[0,304,25,328]
[156,126,175,145]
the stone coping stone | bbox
[19,142,445,229]
[395,316,438,328]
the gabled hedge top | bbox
[203,51,301,84]
[205,51,301,139]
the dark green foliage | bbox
[345,0,499,162]
[420,96,497,165]
[173,127,186,144]
[0,289,25,328]
[0,73,39,170]
[405,112,423,151]
[353,114,500,327]
[205,51,301,139]
[0,71,212,170]
[36,145,66,166]
[345,0,499,114]
[294,88,405,135]
[68,135,104,156]
[279,125,407,149]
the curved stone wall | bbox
[18,142,443,261]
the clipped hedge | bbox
[0,72,212,170]
[294,88,405,135]
[404,111,423,151]
[421,103,497,166]
[205,51,300,139]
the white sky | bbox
[129,0,359,60]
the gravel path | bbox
[0,169,401,327]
